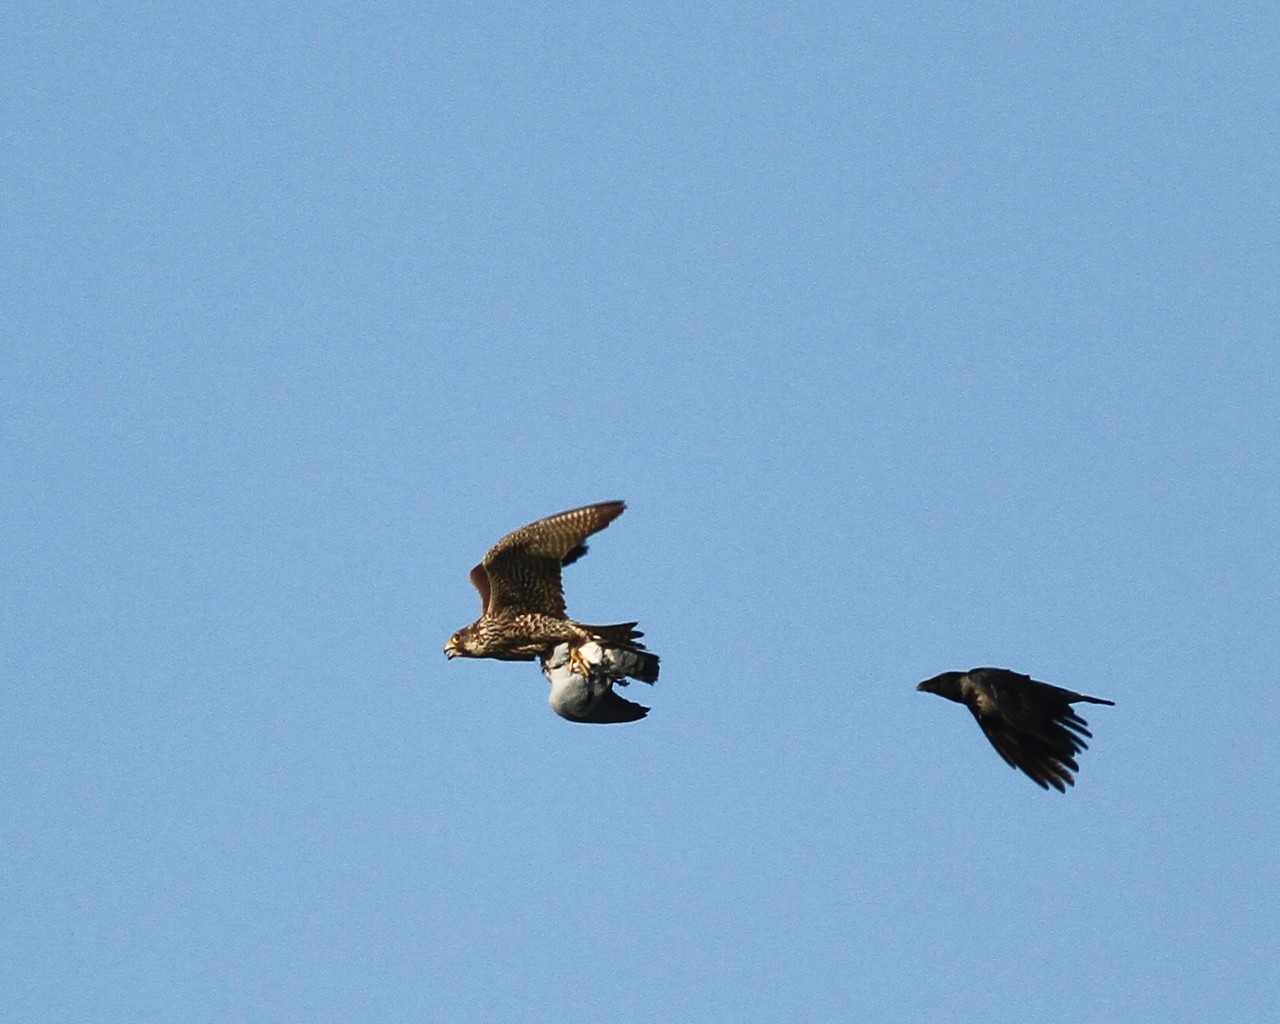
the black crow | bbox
[917,668,1114,791]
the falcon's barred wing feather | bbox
[468,564,491,613]
[475,501,625,617]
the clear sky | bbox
[4,3,1278,1021]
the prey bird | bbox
[917,667,1114,791]
[542,642,654,724]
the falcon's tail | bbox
[585,621,646,645]
[582,623,660,683]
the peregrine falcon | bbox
[917,667,1114,791]
[445,501,660,688]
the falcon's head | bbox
[444,625,480,659]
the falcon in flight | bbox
[917,667,1114,791]
[444,501,659,686]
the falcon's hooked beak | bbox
[444,635,460,659]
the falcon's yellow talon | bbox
[569,645,591,678]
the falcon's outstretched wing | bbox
[470,501,625,617]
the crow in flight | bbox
[917,668,1114,791]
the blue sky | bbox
[3,3,1278,1021]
